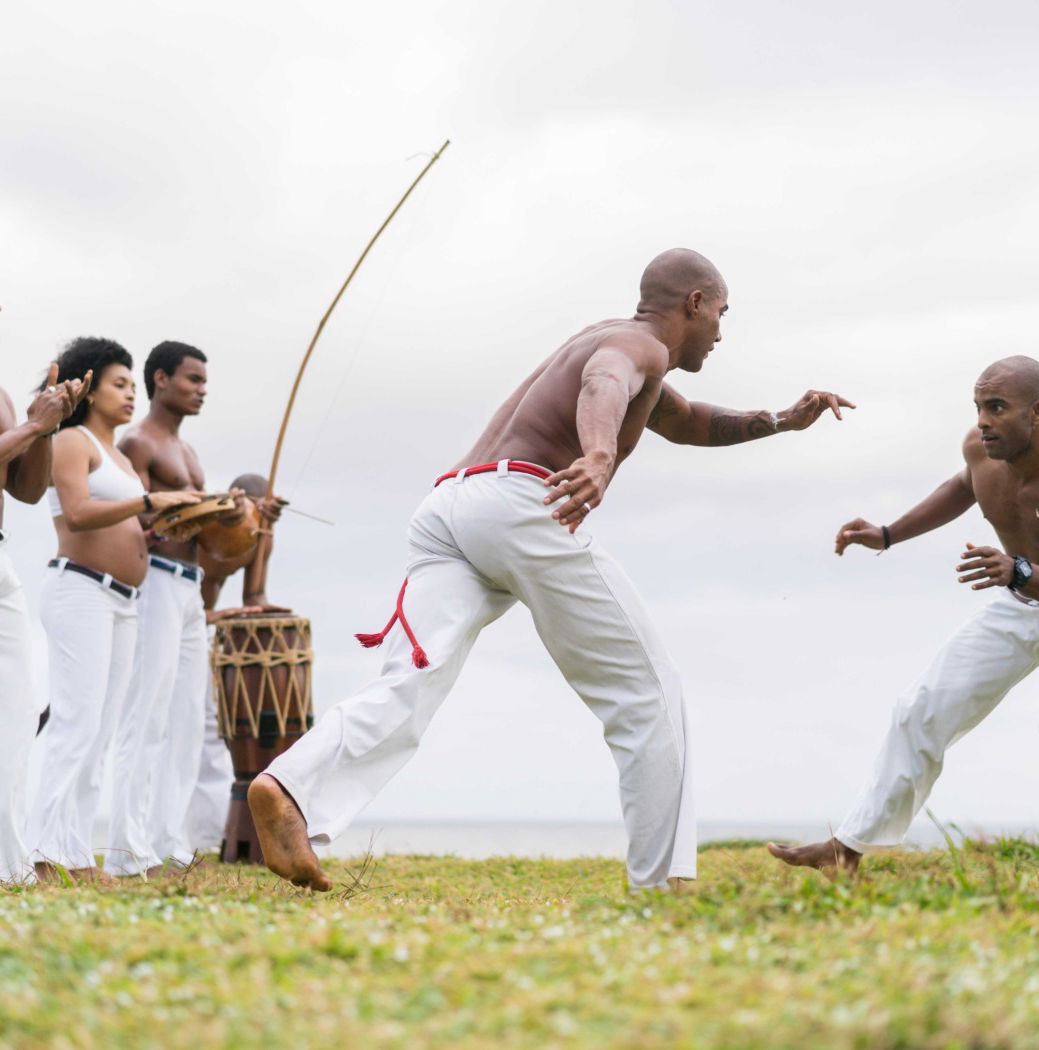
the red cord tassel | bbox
[355,579,431,670]
[355,632,387,648]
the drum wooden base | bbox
[212,614,314,865]
[222,782,263,864]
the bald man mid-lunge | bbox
[770,356,1039,875]
[249,248,854,891]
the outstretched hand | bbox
[543,452,611,533]
[834,517,885,555]
[779,390,855,432]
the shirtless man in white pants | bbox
[250,248,854,891]
[0,365,87,881]
[108,342,243,876]
[770,356,1039,874]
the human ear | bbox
[686,289,703,316]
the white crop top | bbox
[47,426,146,518]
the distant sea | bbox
[322,819,1038,860]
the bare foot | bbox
[767,837,861,876]
[34,861,63,884]
[34,862,117,886]
[70,866,118,886]
[248,773,332,891]
[668,877,695,896]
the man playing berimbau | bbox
[250,248,854,891]
[187,472,285,851]
[770,356,1039,874]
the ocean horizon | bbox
[321,818,1039,860]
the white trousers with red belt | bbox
[267,461,697,888]
[0,546,37,882]
[836,590,1039,852]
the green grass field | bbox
[2,839,1039,1050]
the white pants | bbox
[837,590,1039,852]
[0,547,37,882]
[27,565,138,870]
[184,662,234,852]
[268,463,696,888]
[108,563,208,873]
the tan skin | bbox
[458,281,852,532]
[119,356,244,562]
[0,364,90,524]
[200,488,288,622]
[769,361,1039,875]
[250,249,854,892]
[49,365,200,587]
[35,364,197,885]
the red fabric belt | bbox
[434,460,552,487]
[357,461,554,669]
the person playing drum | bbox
[185,472,286,853]
[26,337,199,883]
[106,341,245,877]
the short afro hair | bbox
[46,337,134,431]
[144,340,207,399]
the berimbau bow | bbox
[265,139,451,502]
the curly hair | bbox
[144,341,207,399]
[45,336,134,431]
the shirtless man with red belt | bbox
[250,248,854,891]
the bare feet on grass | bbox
[248,773,332,891]
[767,837,861,877]
[33,862,117,886]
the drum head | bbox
[153,493,236,542]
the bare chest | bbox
[972,466,1039,559]
[152,443,204,491]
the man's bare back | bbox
[455,320,667,476]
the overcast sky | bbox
[3,0,1039,837]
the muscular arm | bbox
[0,390,52,503]
[835,467,976,554]
[648,383,853,446]
[647,385,775,446]
[543,337,667,531]
[887,470,976,545]
[575,347,651,466]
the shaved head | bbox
[638,248,725,312]
[977,356,1039,402]
[230,472,268,499]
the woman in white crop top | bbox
[28,338,198,884]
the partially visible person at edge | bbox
[186,472,286,853]
[248,247,855,892]
[106,342,244,877]
[770,356,1039,876]
[0,359,87,883]
[25,338,198,884]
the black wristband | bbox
[143,492,153,513]
[881,525,891,550]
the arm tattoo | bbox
[707,409,774,446]
[647,388,681,430]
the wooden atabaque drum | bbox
[212,614,314,863]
